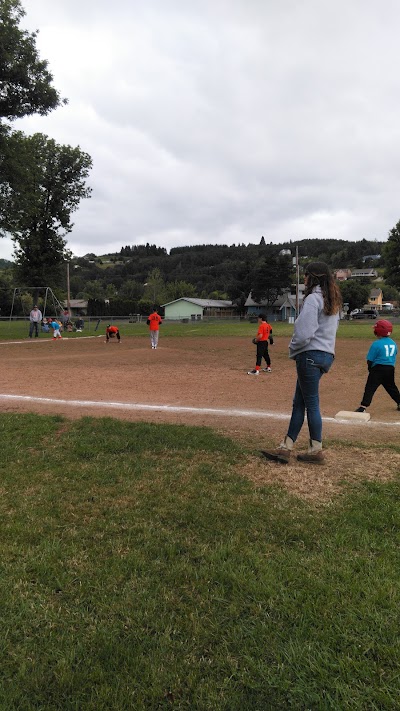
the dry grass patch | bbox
[241,445,400,503]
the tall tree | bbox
[250,250,293,307]
[0,130,92,286]
[0,0,65,120]
[144,267,166,305]
[164,280,197,302]
[383,219,400,289]
[339,280,370,312]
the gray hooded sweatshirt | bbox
[289,286,339,359]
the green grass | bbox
[0,318,385,341]
[0,414,399,709]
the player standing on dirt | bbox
[147,307,162,349]
[247,314,274,375]
[261,261,341,464]
[49,319,62,340]
[355,319,400,413]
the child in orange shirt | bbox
[247,314,274,375]
[147,308,162,349]
[105,324,121,342]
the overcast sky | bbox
[3,0,400,260]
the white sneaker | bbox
[247,370,259,375]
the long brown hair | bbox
[304,261,342,316]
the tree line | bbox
[2,233,400,317]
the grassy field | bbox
[0,318,385,341]
[0,413,399,710]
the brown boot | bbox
[296,439,325,464]
[261,436,293,464]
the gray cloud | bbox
[2,0,399,260]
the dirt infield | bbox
[0,333,399,441]
[1,333,399,501]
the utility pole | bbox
[295,246,299,318]
[67,261,71,317]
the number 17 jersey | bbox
[367,337,398,367]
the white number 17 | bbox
[384,344,395,357]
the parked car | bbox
[349,308,362,317]
[351,309,378,320]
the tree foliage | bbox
[164,280,197,303]
[250,250,293,306]
[1,130,92,286]
[339,280,371,312]
[0,0,66,120]
[383,219,400,289]
[382,284,400,302]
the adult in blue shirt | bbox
[356,319,400,413]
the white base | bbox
[335,410,371,422]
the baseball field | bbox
[0,320,399,500]
[0,321,399,709]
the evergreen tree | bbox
[250,250,292,306]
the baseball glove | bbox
[252,338,258,345]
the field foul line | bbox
[0,336,103,345]
[0,393,399,428]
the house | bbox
[368,288,383,310]
[334,269,352,281]
[279,293,304,321]
[245,285,305,321]
[62,299,88,317]
[162,298,236,321]
[350,268,378,279]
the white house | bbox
[162,298,236,321]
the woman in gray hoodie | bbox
[262,262,342,464]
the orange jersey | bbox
[257,322,272,341]
[148,312,162,331]
[106,326,119,335]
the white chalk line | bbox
[0,393,399,428]
[0,335,103,345]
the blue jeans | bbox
[287,350,334,443]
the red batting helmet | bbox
[374,319,393,337]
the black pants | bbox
[361,365,400,407]
[106,330,120,341]
[256,341,270,368]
